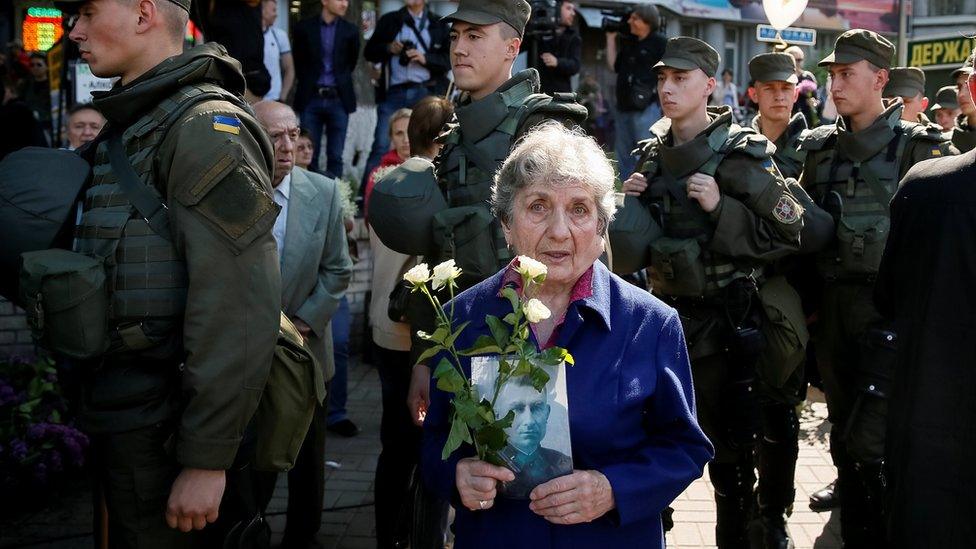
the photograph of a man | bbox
[493,376,573,499]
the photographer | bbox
[532,0,581,94]
[605,3,666,181]
[363,0,450,187]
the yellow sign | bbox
[909,37,976,69]
[47,42,63,91]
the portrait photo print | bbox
[471,356,573,499]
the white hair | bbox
[491,122,617,231]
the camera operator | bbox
[605,3,666,181]
[363,0,450,187]
[533,1,581,94]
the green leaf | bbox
[500,286,520,313]
[414,344,446,366]
[502,313,517,326]
[444,320,471,348]
[513,357,532,377]
[530,367,551,392]
[497,357,512,376]
[453,394,482,425]
[476,423,509,452]
[426,326,450,345]
[485,315,510,350]
[459,335,502,356]
[442,413,472,460]
[433,358,466,394]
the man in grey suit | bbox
[254,101,352,548]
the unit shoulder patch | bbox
[772,195,801,224]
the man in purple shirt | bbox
[292,0,359,178]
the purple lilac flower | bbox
[10,438,28,461]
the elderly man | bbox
[253,100,352,549]
[64,103,105,150]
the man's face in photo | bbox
[496,383,550,455]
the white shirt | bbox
[263,26,292,101]
[390,11,431,86]
[272,172,291,259]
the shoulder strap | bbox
[108,132,172,240]
[458,138,499,176]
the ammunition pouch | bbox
[431,206,498,283]
[649,237,707,297]
[19,248,110,359]
[829,215,889,277]
[843,327,896,465]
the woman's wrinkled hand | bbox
[528,469,615,524]
[456,458,515,512]
[621,172,647,196]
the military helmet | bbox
[368,157,448,257]
[0,147,91,304]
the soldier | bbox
[930,85,961,132]
[370,0,586,391]
[747,52,809,180]
[882,67,928,123]
[951,60,976,152]
[622,37,804,548]
[797,29,953,547]
[55,0,281,546]
[744,51,836,549]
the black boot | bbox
[710,461,756,549]
[758,402,799,549]
[808,480,840,512]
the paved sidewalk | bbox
[271,358,843,548]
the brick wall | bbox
[0,298,36,358]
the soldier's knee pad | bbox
[762,402,799,444]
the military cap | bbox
[444,0,531,37]
[883,67,926,98]
[56,0,190,12]
[930,85,960,111]
[749,52,799,84]
[818,29,894,70]
[654,37,720,76]
[951,57,974,81]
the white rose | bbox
[403,263,431,286]
[431,259,462,290]
[523,298,551,324]
[516,256,547,280]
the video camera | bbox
[524,0,559,36]
[600,7,631,33]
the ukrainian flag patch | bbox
[213,115,241,135]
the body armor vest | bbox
[74,83,245,357]
[638,109,760,297]
[801,107,912,280]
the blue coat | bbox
[421,261,713,548]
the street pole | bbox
[898,0,909,66]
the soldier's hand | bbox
[165,468,225,532]
[292,317,313,341]
[621,172,647,196]
[529,469,616,524]
[687,173,721,213]
[389,40,405,55]
[540,53,558,68]
[407,363,431,426]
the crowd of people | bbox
[1,0,975,548]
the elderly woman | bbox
[421,123,713,548]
